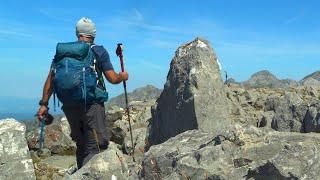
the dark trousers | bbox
[62,103,110,169]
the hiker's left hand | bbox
[37,106,48,121]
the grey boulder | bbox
[0,118,36,180]
[147,38,231,147]
[69,143,129,180]
[27,116,76,155]
[304,101,320,132]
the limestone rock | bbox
[110,127,126,145]
[27,117,76,155]
[106,106,124,123]
[108,100,153,146]
[304,101,320,132]
[34,155,76,179]
[142,126,320,179]
[125,127,147,163]
[269,92,306,132]
[69,143,129,179]
[0,118,36,179]
[147,38,231,147]
[265,90,320,133]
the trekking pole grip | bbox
[116,43,125,72]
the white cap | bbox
[76,17,96,37]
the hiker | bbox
[37,17,128,169]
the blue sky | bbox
[0,0,319,101]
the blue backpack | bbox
[52,41,108,107]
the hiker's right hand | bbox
[120,72,129,81]
[37,106,48,121]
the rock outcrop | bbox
[142,126,320,179]
[147,38,231,147]
[106,85,162,108]
[268,91,307,132]
[0,118,36,179]
[108,100,154,162]
[25,117,77,179]
[27,117,76,155]
[264,88,320,133]
[225,82,320,133]
[304,101,320,132]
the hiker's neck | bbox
[78,36,94,44]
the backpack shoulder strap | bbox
[90,45,107,91]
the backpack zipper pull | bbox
[66,59,68,73]
[83,67,87,111]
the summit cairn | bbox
[147,38,231,146]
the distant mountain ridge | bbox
[301,71,320,81]
[239,70,319,89]
[242,70,298,88]
[106,85,162,108]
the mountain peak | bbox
[302,71,320,81]
[251,70,277,79]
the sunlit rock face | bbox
[0,118,36,180]
[147,38,231,147]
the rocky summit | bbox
[0,37,319,179]
[147,38,231,147]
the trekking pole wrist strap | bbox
[39,100,49,107]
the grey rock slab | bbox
[35,155,76,179]
[69,143,129,180]
[40,155,76,170]
[142,126,320,179]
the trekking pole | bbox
[116,43,135,162]
[39,118,46,151]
